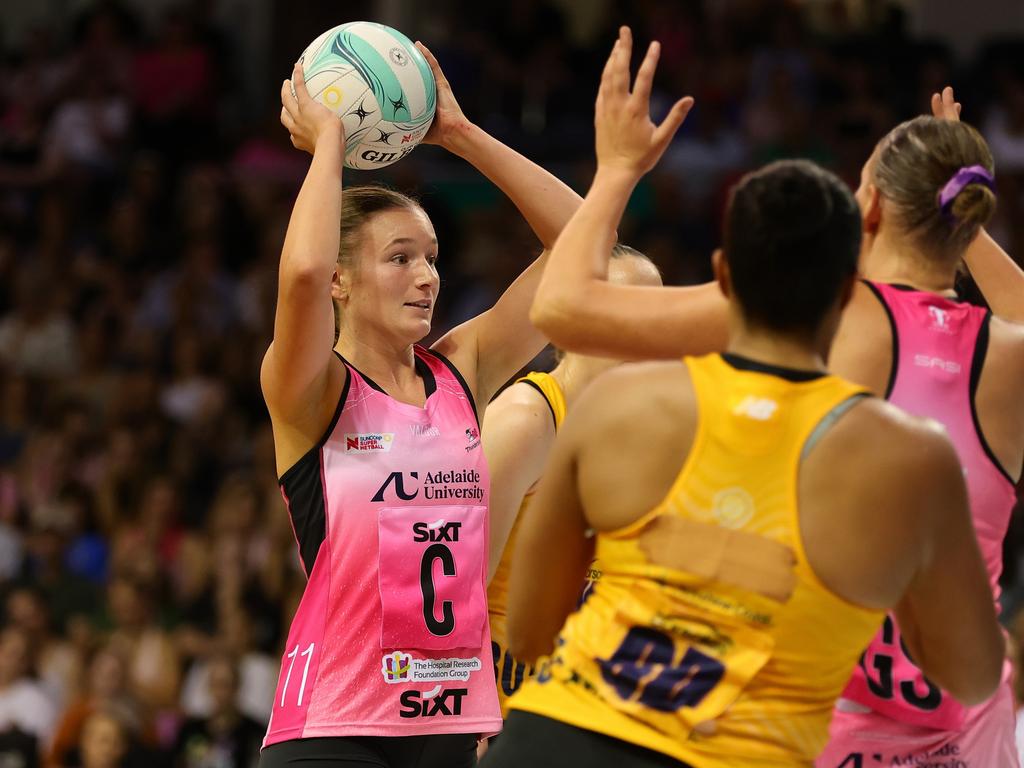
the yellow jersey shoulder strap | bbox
[516,371,567,430]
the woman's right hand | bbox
[595,26,694,179]
[415,42,472,151]
[280,62,344,155]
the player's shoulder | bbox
[985,315,1024,393]
[835,279,892,333]
[568,360,694,438]
[587,359,691,394]
[491,376,555,410]
[824,395,960,480]
[482,377,558,440]
[988,313,1024,353]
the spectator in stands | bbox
[48,644,146,768]
[172,654,262,768]
[0,626,58,751]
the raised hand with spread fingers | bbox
[594,26,694,179]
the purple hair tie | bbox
[937,164,995,220]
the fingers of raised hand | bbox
[292,62,310,101]
[632,41,660,104]
[944,87,961,118]
[652,96,694,151]
[415,41,443,78]
[599,37,619,96]
[280,105,296,132]
[940,86,961,121]
[281,78,298,112]
[597,45,620,113]
[610,26,632,97]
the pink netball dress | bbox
[263,346,501,746]
[819,282,1017,767]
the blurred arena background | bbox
[0,1,1023,766]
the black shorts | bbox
[259,733,478,768]
[480,711,693,768]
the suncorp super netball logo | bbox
[345,433,394,453]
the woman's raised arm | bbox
[529,27,728,361]
[418,42,586,403]
[932,86,1024,324]
[261,65,347,432]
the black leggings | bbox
[480,711,693,768]
[259,734,478,768]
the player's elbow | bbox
[971,652,1005,706]
[279,244,338,290]
[939,661,1002,707]
[948,635,1004,706]
[915,627,1004,707]
[281,262,331,291]
[530,298,597,356]
[530,282,584,340]
[506,615,552,665]
[529,292,565,337]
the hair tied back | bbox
[937,164,995,221]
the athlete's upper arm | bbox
[506,385,601,663]
[262,136,347,424]
[964,229,1024,325]
[893,420,1004,706]
[261,327,340,426]
[260,267,347,476]
[530,279,729,360]
[261,262,341,428]
[433,252,550,406]
[482,384,556,584]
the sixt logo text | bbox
[412,520,462,543]
[398,686,468,718]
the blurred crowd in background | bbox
[0,1,1023,766]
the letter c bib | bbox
[378,505,487,650]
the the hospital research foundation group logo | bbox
[382,651,413,682]
[381,651,482,684]
[382,652,481,718]
[344,432,394,453]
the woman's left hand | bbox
[415,42,471,148]
[931,85,962,122]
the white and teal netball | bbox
[295,22,436,170]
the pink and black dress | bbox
[261,346,500,767]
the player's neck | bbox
[550,354,618,405]
[860,231,956,294]
[335,333,418,389]
[726,325,828,375]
